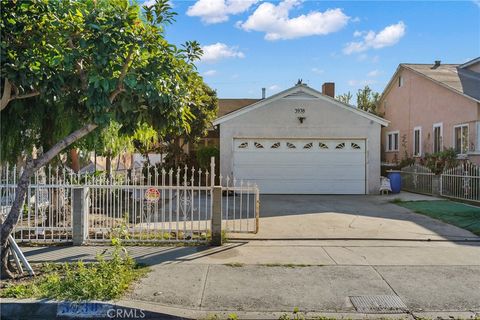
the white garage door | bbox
[233,139,366,194]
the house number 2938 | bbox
[294,108,305,114]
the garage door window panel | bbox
[233,139,366,194]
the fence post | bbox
[432,175,440,195]
[72,187,89,245]
[210,156,215,187]
[255,187,260,234]
[211,186,222,246]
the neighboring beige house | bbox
[197,98,260,149]
[379,57,480,165]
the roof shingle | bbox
[402,63,480,102]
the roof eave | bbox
[213,85,389,127]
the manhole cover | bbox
[350,295,408,313]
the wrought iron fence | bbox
[86,166,214,243]
[441,163,480,203]
[1,159,260,244]
[400,164,435,195]
[220,176,259,234]
[0,165,73,243]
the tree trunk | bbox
[0,124,97,279]
[115,154,121,171]
[1,245,16,279]
[69,149,80,172]
[106,155,111,176]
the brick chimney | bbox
[322,82,335,98]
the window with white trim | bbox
[433,123,443,154]
[398,76,404,87]
[454,124,469,154]
[386,131,399,151]
[413,127,422,156]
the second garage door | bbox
[233,139,366,194]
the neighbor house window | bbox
[433,123,443,153]
[398,76,404,87]
[454,124,469,154]
[413,127,422,156]
[386,131,399,151]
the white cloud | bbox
[143,0,174,8]
[238,0,349,40]
[353,30,363,37]
[311,68,324,74]
[343,21,406,54]
[187,0,258,24]
[348,79,377,86]
[201,43,245,63]
[367,70,380,77]
[268,84,280,90]
[143,0,156,7]
[203,69,218,76]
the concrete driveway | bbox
[230,192,479,240]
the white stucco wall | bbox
[217,93,383,194]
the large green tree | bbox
[336,91,353,105]
[0,0,207,278]
[356,85,381,115]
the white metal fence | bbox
[1,165,73,243]
[441,163,480,203]
[400,162,480,203]
[400,164,435,195]
[0,159,259,244]
[220,176,259,234]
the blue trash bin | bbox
[387,170,402,194]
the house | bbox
[379,57,480,165]
[212,82,389,194]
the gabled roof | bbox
[217,99,260,117]
[460,57,480,68]
[381,60,480,103]
[213,84,389,126]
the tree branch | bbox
[0,123,98,247]
[1,79,40,111]
[0,78,12,111]
[109,47,134,104]
[32,123,98,171]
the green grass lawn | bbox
[396,200,480,236]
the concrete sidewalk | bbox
[19,240,480,319]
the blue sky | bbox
[146,0,480,100]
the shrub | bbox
[421,148,458,174]
[1,245,147,301]
[196,146,219,170]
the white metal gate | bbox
[441,163,480,203]
[1,159,259,244]
[400,164,435,194]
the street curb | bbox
[2,298,479,320]
[0,299,184,319]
